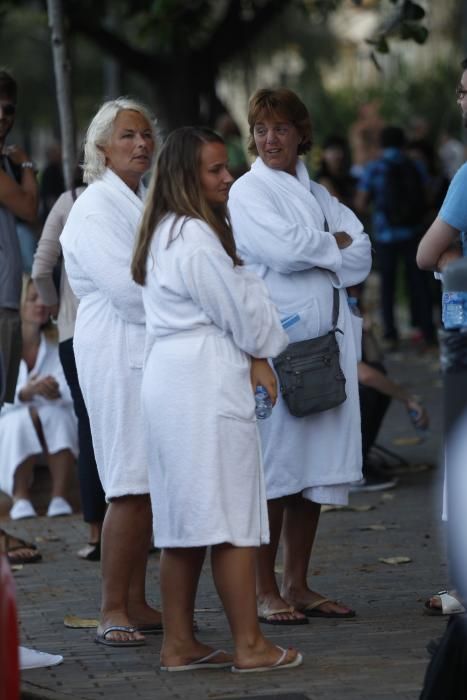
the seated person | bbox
[348,287,429,492]
[0,279,78,519]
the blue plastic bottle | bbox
[255,386,272,419]
[442,258,467,329]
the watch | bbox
[21,161,35,170]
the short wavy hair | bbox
[82,97,157,184]
[247,87,312,156]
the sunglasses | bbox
[0,102,15,116]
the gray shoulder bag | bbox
[272,216,347,417]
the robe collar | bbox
[100,168,146,211]
[250,156,325,223]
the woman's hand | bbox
[250,358,278,405]
[333,231,353,249]
[20,374,61,402]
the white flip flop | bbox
[231,645,303,673]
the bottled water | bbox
[442,292,467,329]
[407,407,430,442]
[255,386,272,420]
[442,258,467,329]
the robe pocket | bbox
[280,299,320,343]
[216,357,256,423]
[349,313,363,362]
[125,323,146,369]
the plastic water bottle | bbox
[255,386,272,419]
[442,258,467,329]
[408,407,430,442]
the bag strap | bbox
[322,214,340,332]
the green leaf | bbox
[400,21,428,44]
[402,1,426,21]
[375,36,389,54]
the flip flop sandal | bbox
[232,645,303,673]
[160,648,231,671]
[77,542,100,561]
[300,598,356,619]
[258,606,308,626]
[4,532,42,565]
[424,590,466,616]
[95,625,146,647]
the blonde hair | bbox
[82,97,157,184]
[132,126,242,286]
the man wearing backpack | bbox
[356,125,436,350]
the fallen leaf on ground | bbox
[64,615,99,628]
[322,504,375,513]
[392,436,423,446]
[360,524,387,531]
[379,556,412,565]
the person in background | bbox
[356,125,436,351]
[132,125,301,672]
[61,98,161,647]
[214,113,249,179]
[39,143,65,225]
[0,278,77,520]
[0,68,40,563]
[229,87,371,624]
[32,171,106,561]
[315,135,357,211]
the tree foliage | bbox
[0,0,431,132]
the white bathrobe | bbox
[0,334,78,497]
[229,157,372,502]
[141,215,288,547]
[61,169,148,499]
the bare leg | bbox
[127,497,161,627]
[159,546,232,667]
[256,497,305,623]
[281,495,353,615]
[12,456,38,501]
[47,449,74,499]
[98,494,159,643]
[211,543,300,669]
[88,521,102,544]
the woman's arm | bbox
[416,216,460,271]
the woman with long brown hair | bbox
[132,126,302,673]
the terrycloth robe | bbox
[228,157,372,500]
[61,169,148,499]
[0,334,78,497]
[141,215,289,547]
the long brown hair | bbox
[132,126,242,285]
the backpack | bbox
[380,158,426,227]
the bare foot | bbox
[128,602,162,628]
[257,593,307,623]
[282,587,355,617]
[234,638,301,670]
[161,641,232,668]
[98,611,145,643]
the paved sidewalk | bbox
[6,344,449,700]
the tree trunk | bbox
[47,0,76,190]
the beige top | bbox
[32,187,85,342]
